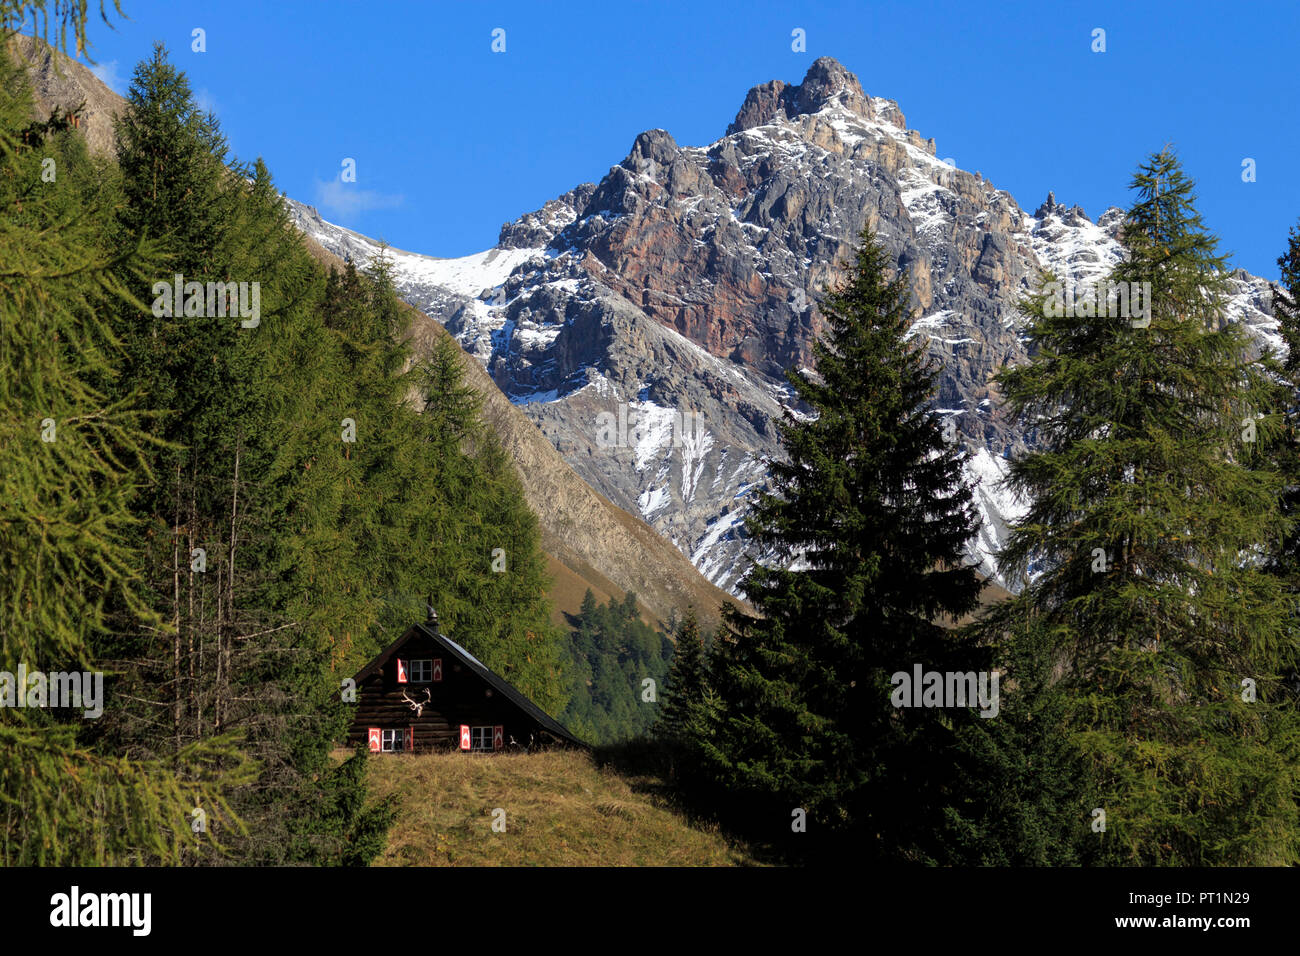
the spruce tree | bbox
[655,608,722,786]
[1260,220,1300,786]
[700,230,984,859]
[1267,221,1300,581]
[938,613,1089,864]
[657,608,707,747]
[995,148,1300,865]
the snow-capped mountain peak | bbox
[285,56,1278,596]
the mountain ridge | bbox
[286,56,1279,595]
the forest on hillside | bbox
[559,589,675,744]
[1,20,568,863]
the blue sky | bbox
[60,0,1300,278]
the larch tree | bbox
[0,6,251,865]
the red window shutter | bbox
[493,725,504,750]
[367,728,381,753]
[459,724,471,751]
[407,727,414,752]
[432,659,442,682]
[396,658,408,684]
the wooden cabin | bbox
[346,613,584,753]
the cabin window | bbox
[381,728,411,752]
[470,726,494,752]
[409,659,432,682]
[406,659,441,682]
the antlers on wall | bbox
[401,687,432,716]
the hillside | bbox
[304,231,742,632]
[356,749,759,866]
[10,33,741,631]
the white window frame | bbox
[408,659,434,683]
[470,726,494,752]
[381,728,409,752]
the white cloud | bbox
[194,87,219,116]
[313,177,405,216]
[87,59,125,94]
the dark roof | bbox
[354,621,586,749]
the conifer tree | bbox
[579,588,600,622]
[1259,220,1300,779]
[995,149,1300,865]
[657,608,707,746]
[1277,223,1300,356]
[938,613,1089,864]
[700,230,984,858]
[335,255,569,712]
[1266,222,1300,582]
[655,608,722,786]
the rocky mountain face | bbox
[6,34,122,155]
[287,57,1279,594]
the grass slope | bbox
[359,749,759,866]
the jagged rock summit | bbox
[728,56,879,133]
